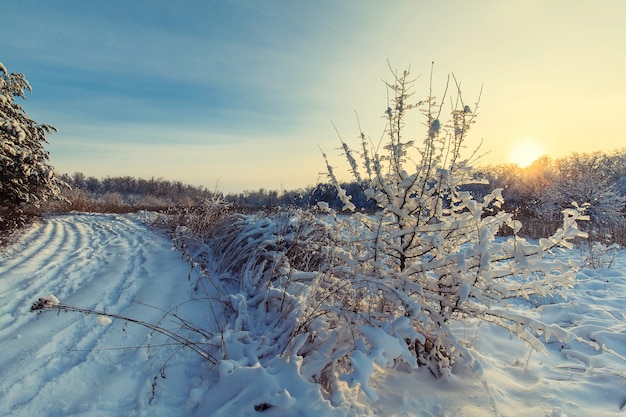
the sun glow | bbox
[509,141,544,168]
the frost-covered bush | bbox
[206,209,335,357]
[0,61,64,209]
[556,152,626,227]
[315,67,589,387]
[584,241,620,269]
[553,153,626,247]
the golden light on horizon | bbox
[509,140,544,168]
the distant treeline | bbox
[476,149,626,236]
[227,149,626,243]
[54,172,379,212]
[54,173,214,211]
[231,150,626,215]
[54,149,626,243]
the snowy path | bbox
[0,213,206,417]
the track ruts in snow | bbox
[0,213,203,417]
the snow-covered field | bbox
[1,213,625,416]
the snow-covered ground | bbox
[0,213,207,417]
[1,213,625,416]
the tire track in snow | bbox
[0,219,58,275]
[0,216,93,333]
[0,213,201,417]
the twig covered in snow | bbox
[30,296,221,364]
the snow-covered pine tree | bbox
[0,61,63,209]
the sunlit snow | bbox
[0,213,625,416]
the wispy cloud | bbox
[6,1,362,132]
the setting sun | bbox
[509,141,545,168]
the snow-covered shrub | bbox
[149,205,353,408]
[163,195,234,242]
[206,209,337,361]
[0,61,64,209]
[584,241,620,269]
[158,195,237,288]
[475,150,626,246]
[316,67,589,384]
[555,152,626,229]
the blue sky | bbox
[2,1,625,192]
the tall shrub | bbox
[316,66,588,387]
